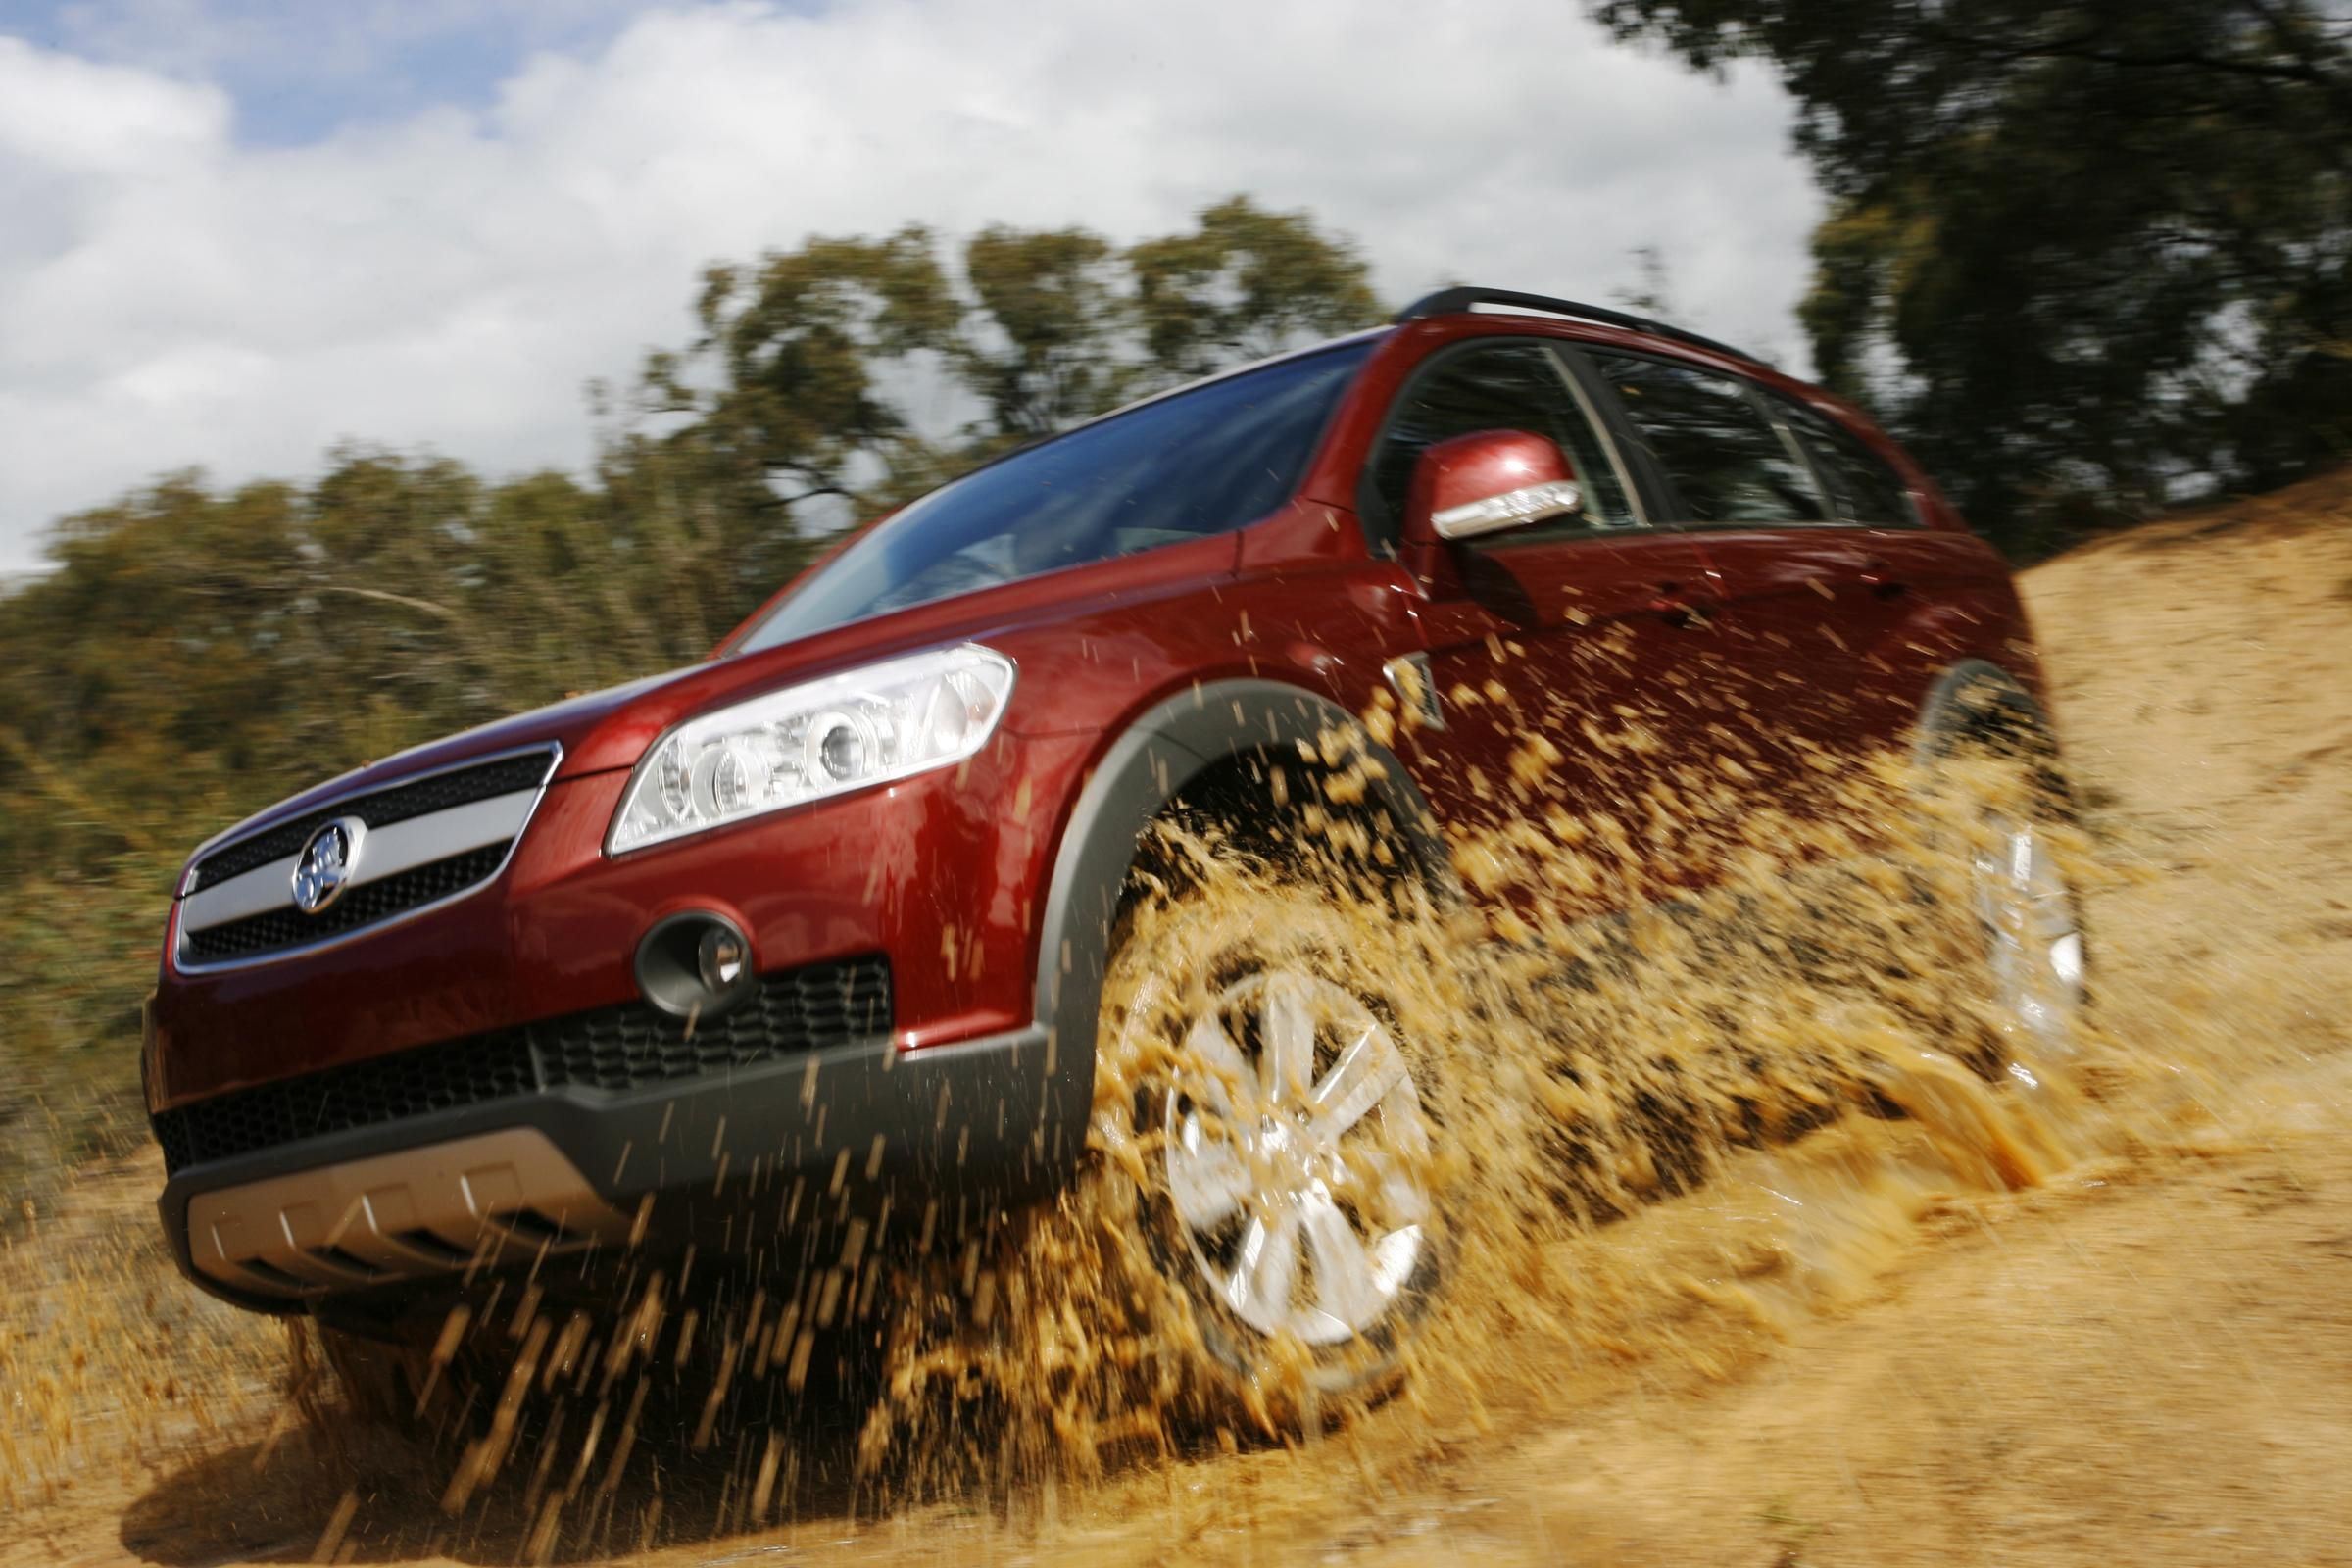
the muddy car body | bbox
[146,287,2077,1367]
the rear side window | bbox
[1588,353,1828,525]
[1778,400,1919,525]
[1363,339,1638,548]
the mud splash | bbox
[0,1126,285,1521]
[4,723,2130,1562]
[4,723,2142,1568]
[833,726,2115,1497]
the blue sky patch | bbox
[1,0,655,142]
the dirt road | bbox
[8,471,2352,1566]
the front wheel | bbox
[1099,888,1446,1409]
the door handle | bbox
[1858,561,1909,599]
[1647,584,1706,627]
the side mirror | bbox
[1401,428,1583,545]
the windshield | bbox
[737,340,1374,651]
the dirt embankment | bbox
[7,470,2352,1567]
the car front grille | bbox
[176,746,560,967]
[150,955,893,1175]
[189,751,557,893]
[182,842,512,961]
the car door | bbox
[1355,336,1721,877]
[1568,348,1901,796]
[1764,393,1988,740]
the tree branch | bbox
[1920,12,2352,115]
[0,726,159,855]
[317,584,465,621]
[763,483,855,511]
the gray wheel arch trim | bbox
[1027,678,1451,1160]
[1912,658,2056,764]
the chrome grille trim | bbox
[181,844,514,963]
[182,788,542,932]
[184,747,559,893]
[172,742,562,974]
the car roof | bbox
[1393,285,1762,367]
[929,289,1771,490]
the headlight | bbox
[607,643,1015,854]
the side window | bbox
[1364,340,1638,548]
[1778,399,1919,525]
[1588,353,1829,525]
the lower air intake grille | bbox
[150,955,893,1174]
[152,1031,538,1172]
[537,956,892,1091]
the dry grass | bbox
[0,1148,285,1517]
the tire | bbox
[306,1317,475,1435]
[1096,883,1446,1412]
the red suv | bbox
[146,287,2083,1392]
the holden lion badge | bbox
[291,816,367,915]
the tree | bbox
[0,194,1393,1118]
[657,226,960,518]
[0,195,1393,893]
[1616,246,1677,318]
[1128,196,1386,382]
[956,224,1136,441]
[630,199,1389,521]
[1595,0,2352,554]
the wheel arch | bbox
[1911,658,2061,764]
[1025,679,1451,1169]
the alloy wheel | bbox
[1159,968,1432,1348]
[1970,812,2087,1049]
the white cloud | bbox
[0,2,1819,570]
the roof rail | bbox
[1393,286,1760,366]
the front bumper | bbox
[149,728,1102,1312]
[162,1020,1062,1314]
[151,732,1095,1110]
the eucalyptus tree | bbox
[1596,0,2352,552]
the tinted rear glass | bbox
[1591,353,1829,524]
[1779,398,1919,525]
[739,341,1373,651]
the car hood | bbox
[180,668,684,864]
[186,533,1246,863]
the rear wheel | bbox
[1969,805,2089,1052]
[1920,711,2092,1059]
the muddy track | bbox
[7,470,2352,1566]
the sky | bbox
[0,0,1821,573]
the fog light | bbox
[699,925,747,990]
[635,911,758,1020]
